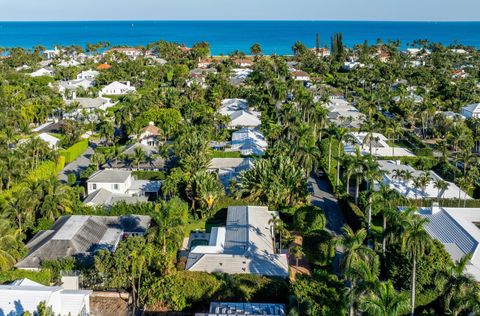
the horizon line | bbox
[1,19,480,23]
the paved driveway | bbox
[308,175,345,236]
[58,146,94,182]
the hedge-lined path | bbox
[58,146,94,182]
[308,175,345,236]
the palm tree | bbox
[372,183,404,255]
[436,254,478,315]
[364,156,383,233]
[91,152,106,170]
[293,137,321,177]
[326,123,337,172]
[433,179,449,200]
[351,146,366,204]
[269,214,281,253]
[151,200,187,255]
[335,127,354,187]
[339,225,374,316]
[401,214,432,316]
[0,219,23,271]
[347,255,380,314]
[132,146,146,170]
[360,280,410,316]
[290,245,304,267]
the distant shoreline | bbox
[1,20,479,55]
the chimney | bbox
[126,81,130,87]
[431,202,440,214]
[149,121,154,126]
[72,91,77,99]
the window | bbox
[92,184,97,190]
[113,184,119,190]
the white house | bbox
[57,79,95,93]
[58,59,80,67]
[231,128,267,156]
[417,206,480,281]
[30,67,55,77]
[43,47,60,59]
[77,69,99,80]
[187,206,289,277]
[84,170,161,206]
[344,132,415,157]
[137,122,162,146]
[343,61,364,71]
[208,158,255,188]
[322,96,366,129]
[100,81,136,95]
[107,47,143,60]
[378,160,471,200]
[218,99,261,129]
[291,70,310,82]
[64,97,116,121]
[38,133,60,149]
[461,103,480,119]
[233,59,253,68]
[0,278,91,316]
[230,68,253,85]
[310,47,331,58]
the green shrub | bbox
[293,205,326,233]
[141,272,289,312]
[41,258,77,283]
[132,170,166,180]
[303,230,336,268]
[0,269,51,285]
[338,196,364,231]
[210,151,242,158]
[59,139,88,163]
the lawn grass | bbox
[210,151,242,159]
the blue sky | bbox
[2,0,480,21]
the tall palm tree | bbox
[132,146,146,170]
[0,219,23,271]
[360,280,410,316]
[436,254,478,315]
[433,179,449,200]
[347,255,380,314]
[372,183,405,255]
[401,214,432,316]
[364,156,383,233]
[339,225,374,316]
[335,127,354,187]
[290,245,304,267]
[352,146,366,204]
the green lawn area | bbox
[210,151,242,159]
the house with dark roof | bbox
[15,215,151,270]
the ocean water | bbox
[0,21,480,55]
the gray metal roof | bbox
[186,206,289,277]
[88,170,131,183]
[65,97,110,109]
[15,215,151,269]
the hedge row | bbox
[59,139,89,164]
[0,269,51,285]
[132,170,166,180]
[409,198,480,208]
[338,196,364,231]
[0,159,65,200]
